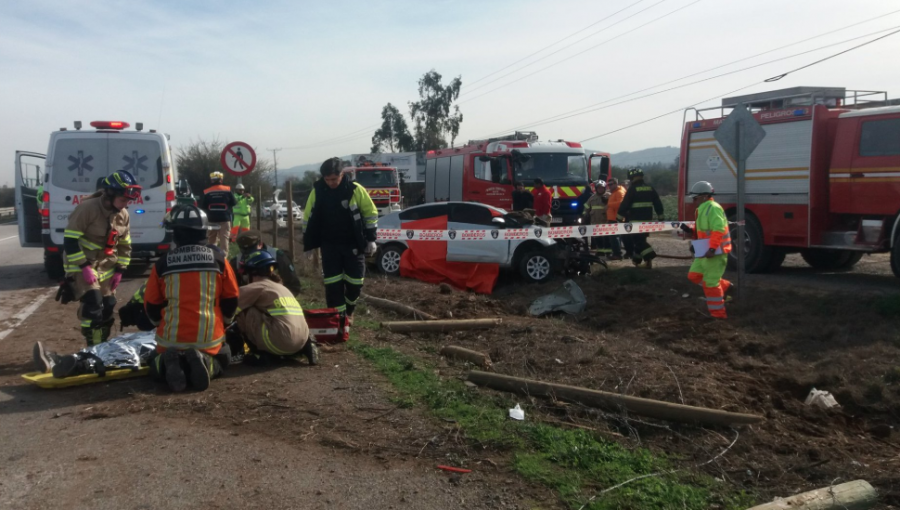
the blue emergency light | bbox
[135,209,145,214]
[570,202,578,208]
[793,109,806,116]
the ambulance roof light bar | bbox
[90,121,130,130]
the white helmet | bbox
[689,181,715,196]
[594,180,607,189]
[234,183,245,191]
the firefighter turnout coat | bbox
[63,192,131,285]
[302,178,378,252]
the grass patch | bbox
[873,294,900,318]
[659,195,679,221]
[605,268,651,286]
[351,339,754,509]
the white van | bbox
[15,120,177,279]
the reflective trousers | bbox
[230,215,251,242]
[321,243,365,316]
[688,254,731,318]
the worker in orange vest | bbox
[144,204,240,391]
[605,178,626,260]
[683,181,733,318]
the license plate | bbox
[552,217,563,224]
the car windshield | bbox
[513,153,588,186]
[354,170,397,187]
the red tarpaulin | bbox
[398,216,500,294]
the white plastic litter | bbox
[804,388,840,409]
[509,404,525,421]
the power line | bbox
[279,124,381,151]
[465,0,648,89]
[458,0,703,105]
[460,0,670,97]
[481,8,900,138]
[579,28,900,143]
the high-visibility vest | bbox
[695,199,732,254]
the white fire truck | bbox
[677,87,900,277]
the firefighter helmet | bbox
[100,170,142,200]
[164,204,215,231]
[594,179,607,189]
[242,250,277,276]
[209,171,224,182]
[689,181,715,196]
[234,183,245,192]
[627,168,644,180]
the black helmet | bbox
[163,204,215,231]
[627,168,644,180]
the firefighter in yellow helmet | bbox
[200,171,236,253]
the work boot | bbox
[183,349,211,392]
[632,257,642,267]
[300,340,320,366]
[645,258,653,269]
[99,319,115,343]
[33,342,60,374]
[162,350,187,392]
[52,354,93,379]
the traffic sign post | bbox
[220,142,257,181]
[714,104,766,301]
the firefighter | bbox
[230,183,254,242]
[583,180,609,254]
[62,170,140,346]
[231,230,303,296]
[118,283,155,332]
[302,157,378,322]
[512,181,534,211]
[618,168,664,268]
[200,171,236,253]
[234,250,318,366]
[144,204,240,392]
[531,178,552,225]
[683,181,733,319]
[606,178,625,260]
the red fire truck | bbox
[425,132,611,225]
[677,87,900,277]
[345,162,401,216]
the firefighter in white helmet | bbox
[230,183,254,242]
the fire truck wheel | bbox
[801,249,855,271]
[44,251,65,280]
[377,245,405,277]
[728,213,774,273]
[519,251,553,283]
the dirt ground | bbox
[358,232,900,507]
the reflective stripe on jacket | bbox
[302,178,378,252]
[63,192,131,274]
[695,199,732,253]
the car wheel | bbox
[378,245,405,276]
[519,251,553,283]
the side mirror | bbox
[492,217,506,226]
[478,156,492,162]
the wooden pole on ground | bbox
[382,318,501,333]
[361,294,437,320]
[746,480,876,510]
[256,186,262,231]
[286,180,294,263]
[467,371,763,426]
[440,346,492,368]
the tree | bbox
[408,70,463,151]
[371,103,415,153]
[174,138,274,200]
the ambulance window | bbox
[860,118,900,157]
[109,139,164,188]
[51,139,109,193]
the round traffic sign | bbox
[220,142,257,176]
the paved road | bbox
[0,223,55,336]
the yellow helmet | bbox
[210,171,224,181]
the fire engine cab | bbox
[678,87,900,277]
[345,162,401,216]
[425,132,610,225]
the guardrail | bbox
[0,207,15,218]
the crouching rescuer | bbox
[62,170,140,346]
[684,181,733,319]
[232,250,318,366]
[144,204,240,392]
[303,157,378,320]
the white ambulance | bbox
[15,120,177,279]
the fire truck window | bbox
[514,153,587,185]
[860,118,900,157]
[450,203,494,226]
[400,203,448,221]
[475,158,510,184]
[354,170,396,187]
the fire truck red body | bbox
[677,87,900,277]
[345,162,401,216]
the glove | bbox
[365,242,377,257]
[679,223,694,235]
[109,272,123,291]
[81,265,97,285]
[705,248,717,259]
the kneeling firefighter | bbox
[232,250,318,366]
[683,181,733,318]
[144,204,240,392]
[61,170,140,346]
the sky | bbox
[2,0,899,185]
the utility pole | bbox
[267,148,282,196]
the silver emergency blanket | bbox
[529,279,587,316]
[79,331,157,371]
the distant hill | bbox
[607,146,679,168]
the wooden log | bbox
[440,346,492,368]
[361,294,437,321]
[382,318,501,333]
[467,371,763,426]
[746,480,877,510]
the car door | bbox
[15,151,46,247]
[447,203,509,263]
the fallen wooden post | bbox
[746,480,877,510]
[440,346,492,368]
[361,294,437,321]
[382,318,501,333]
[467,371,763,426]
